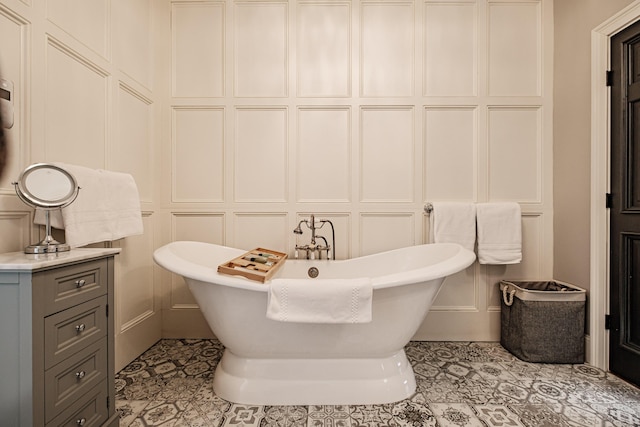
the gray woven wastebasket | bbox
[499,280,586,363]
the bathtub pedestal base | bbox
[213,348,417,405]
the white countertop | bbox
[0,247,121,271]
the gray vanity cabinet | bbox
[0,249,120,427]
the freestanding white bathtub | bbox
[153,241,475,405]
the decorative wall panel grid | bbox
[2,0,163,369]
[166,0,553,341]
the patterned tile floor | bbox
[115,339,640,426]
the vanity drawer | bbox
[39,259,108,315]
[46,381,109,427]
[45,339,107,423]
[44,295,107,369]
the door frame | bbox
[591,0,640,371]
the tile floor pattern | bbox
[115,339,640,426]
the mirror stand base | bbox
[25,239,70,254]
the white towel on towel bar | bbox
[266,278,373,324]
[476,202,522,264]
[428,202,476,251]
[35,163,143,247]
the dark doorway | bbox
[609,19,640,388]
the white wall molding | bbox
[590,0,640,371]
[163,0,553,341]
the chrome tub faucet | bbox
[293,214,336,260]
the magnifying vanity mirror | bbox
[13,163,80,253]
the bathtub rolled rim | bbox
[153,240,476,292]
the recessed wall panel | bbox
[432,265,476,309]
[173,2,225,97]
[235,2,287,97]
[297,108,350,202]
[361,1,414,97]
[115,85,153,203]
[173,213,225,244]
[488,1,541,96]
[360,213,414,256]
[173,108,225,202]
[234,213,287,252]
[0,213,29,253]
[486,214,542,308]
[118,215,155,329]
[361,108,414,202]
[424,107,476,201]
[297,2,351,97]
[488,107,540,201]
[47,0,109,58]
[45,41,107,169]
[235,108,287,202]
[172,213,225,307]
[116,0,152,89]
[424,1,477,96]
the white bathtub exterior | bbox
[154,241,475,405]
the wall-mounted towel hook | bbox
[424,203,433,214]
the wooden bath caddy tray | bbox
[217,247,287,283]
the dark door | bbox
[610,20,640,388]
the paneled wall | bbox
[0,0,554,368]
[163,0,554,340]
[0,0,163,371]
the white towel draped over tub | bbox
[428,202,477,251]
[476,202,522,265]
[35,163,144,247]
[267,278,373,324]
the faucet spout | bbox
[310,214,316,244]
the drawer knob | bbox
[75,279,86,288]
[75,370,86,380]
[75,324,86,333]
[76,418,86,426]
